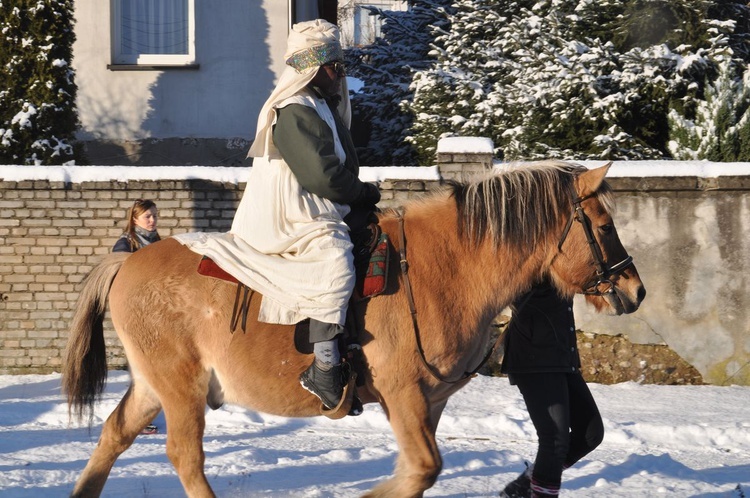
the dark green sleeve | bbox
[272,104,373,205]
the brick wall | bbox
[0,179,250,372]
[0,159,474,374]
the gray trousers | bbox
[308,319,344,343]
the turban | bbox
[285,19,344,73]
[248,19,350,159]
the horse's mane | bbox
[447,160,614,250]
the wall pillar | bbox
[436,136,495,182]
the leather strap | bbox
[230,284,254,333]
[397,212,502,384]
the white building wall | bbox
[72,1,290,164]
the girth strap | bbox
[230,284,254,333]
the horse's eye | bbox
[600,224,613,234]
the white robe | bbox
[175,92,354,326]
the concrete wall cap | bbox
[436,137,494,154]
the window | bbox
[293,0,319,24]
[353,6,379,46]
[111,0,195,66]
[291,0,338,26]
[343,1,407,48]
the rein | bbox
[557,194,634,295]
[397,212,504,385]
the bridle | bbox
[557,193,634,296]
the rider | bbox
[233,19,380,411]
[499,278,604,498]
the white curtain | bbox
[119,0,188,55]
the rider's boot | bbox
[300,360,348,409]
[301,320,362,415]
[300,322,346,410]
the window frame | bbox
[110,0,196,67]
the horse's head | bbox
[549,162,646,315]
[448,161,645,315]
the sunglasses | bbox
[325,61,346,75]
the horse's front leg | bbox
[365,386,443,498]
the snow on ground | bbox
[1,371,748,497]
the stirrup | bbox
[320,371,357,420]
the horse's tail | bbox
[62,252,130,423]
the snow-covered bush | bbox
[405,0,749,162]
[0,0,80,165]
[669,60,750,160]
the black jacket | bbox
[112,228,160,253]
[500,279,581,376]
[112,235,135,253]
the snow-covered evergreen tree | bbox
[404,0,744,163]
[0,0,80,165]
[669,60,750,160]
[707,0,750,62]
[345,0,455,165]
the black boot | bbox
[300,362,347,409]
[500,462,532,498]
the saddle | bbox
[197,256,239,284]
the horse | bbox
[62,160,645,497]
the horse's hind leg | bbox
[152,366,215,498]
[71,381,161,497]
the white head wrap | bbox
[247,19,351,159]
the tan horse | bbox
[63,161,645,498]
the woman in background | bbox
[112,199,160,253]
[111,198,162,434]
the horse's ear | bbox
[577,162,612,198]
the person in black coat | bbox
[112,199,161,253]
[499,278,604,498]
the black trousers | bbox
[512,372,604,489]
